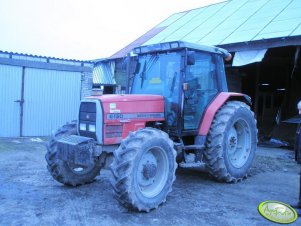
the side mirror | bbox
[224,53,232,61]
[187,51,195,65]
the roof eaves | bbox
[0,50,94,63]
[218,35,301,52]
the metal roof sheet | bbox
[149,8,207,43]
[93,61,116,85]
[178,0,247,43]
[157,11,188,28]
[0,50,93,64]
[110,26,166,59]
[111,0,301,58]
[0,50,94,72]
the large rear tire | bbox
[110,128,177,212]
[45,121,105,186]
[204,101,257,183]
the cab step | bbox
[182,145,205,151]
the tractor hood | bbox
[87,94,165,123]
[90,94,164,103]
[85,94,165,145]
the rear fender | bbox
[198,92,251,136]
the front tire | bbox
[204,101,257,183]
[110,128,177,212]
[45,121,105,186]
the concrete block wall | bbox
[81,71,93,99]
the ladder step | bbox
[183,145,205,150]
[179,161,207,169]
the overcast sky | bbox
[0,0,224,60]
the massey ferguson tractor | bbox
[45,41,257,212]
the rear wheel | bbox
[45,121,105,186]
[110,128,177,212]
[204,101,257,183]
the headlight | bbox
[88,124,96,132]
[79,123,86,131]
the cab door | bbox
[183,52,219,131]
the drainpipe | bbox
[19,66,25,136]
[125,53,131,94]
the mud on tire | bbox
[204,101,257,183]
[110,128,177,212]
[45,121,104,186]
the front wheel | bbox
[204,101,257,183]
[110,128,177,212]
[45,121,105,186]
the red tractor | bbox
[46,41,257,212]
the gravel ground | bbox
[0,137,300,226]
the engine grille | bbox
[79,102,97,140]
[105,125,123,138]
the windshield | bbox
[131,52,181,128]
[131,52,181,98]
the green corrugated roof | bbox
[111,0,301,58]
[145,0,301,46]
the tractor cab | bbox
[130,41,231,136]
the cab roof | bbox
[133,41,230,58]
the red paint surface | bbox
[89,93,247,143]
[198,92,245,136]
[90,94,163,103]
[90,94,165,145]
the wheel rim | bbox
[226,118,251,168]
[67,162,95,175]
[137,146,169,198]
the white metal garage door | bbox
[0,65,23,137]
[22,68,81,136]
[0,66,81,137]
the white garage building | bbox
[0,51,93,137]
